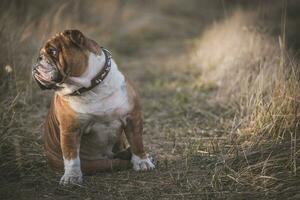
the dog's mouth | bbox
[32,62,63,90]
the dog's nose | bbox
[32,64,37,71]
[32,63,38,71]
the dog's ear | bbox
[64,30,84,47]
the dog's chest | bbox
[68,83,130,118]
[68,85,130,159]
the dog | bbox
[32,30,154,185]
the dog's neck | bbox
[56,52,124,99]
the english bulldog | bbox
[32,30,154,185]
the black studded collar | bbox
[69,47,112,96]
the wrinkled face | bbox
[32,29,101,90]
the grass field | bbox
[1,0,300,199]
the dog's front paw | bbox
[131,154,155,171]
[59,172,82,186]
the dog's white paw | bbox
[131,154,155,171]
[60,157,82,186]
[59,172,82,186]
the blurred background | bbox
[0,0,300,199]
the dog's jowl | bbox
[33,30,154,185]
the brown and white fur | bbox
[32,30,154,185]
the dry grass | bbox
[191,8,300,198]
[1,0,300,199]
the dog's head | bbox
[32,30,101,90]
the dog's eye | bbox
[48,47,58,57]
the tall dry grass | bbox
[191,9,300,196]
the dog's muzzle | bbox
[32,63,63,90]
